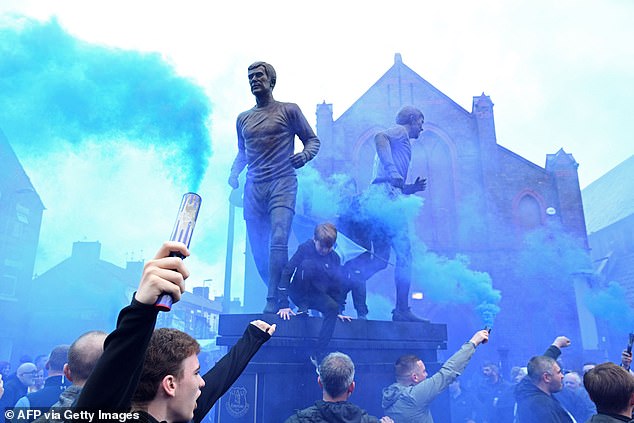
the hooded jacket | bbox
[514,344,573,423]
[514,376,573,423]
[381,342,476,423]
[284,400,380,423]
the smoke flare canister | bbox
[155,192,202,311]
[482,326,491,344]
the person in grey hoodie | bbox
[381,329,490,422]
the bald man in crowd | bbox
[0,362,37,409]
[555,371,596,423]
[14,345,70,415]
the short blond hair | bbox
[314,222,337,249]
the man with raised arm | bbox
[382,329,489,422]
[514,336,574,423]
[75,242,275,423]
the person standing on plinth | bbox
[228,61,320,314]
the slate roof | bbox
[582,155,634,234]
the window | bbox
[517,195,542,229]
[0,274,17,297]
[16,204,30,224]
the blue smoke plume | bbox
[584,281,634,335]
[517,226,592,293]
[410,248,501,327]
[0,16,216,277]
[0,17,211,191]
[296,166,501,324]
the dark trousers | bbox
[288,262,340,352]
[341,253,377,316]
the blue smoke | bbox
[410,248,501,326]
[517,226,592,292]
[0,17,211,191]
[296,167,501,324]
[585,281,634,335]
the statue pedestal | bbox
[214,314,450,423]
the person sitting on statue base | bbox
[277,222,352,360]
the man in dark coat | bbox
[514,336,574,423]
[285,352,392,423]
[277,222,351,356]
[0,362,37,410]
[13,345,70,422]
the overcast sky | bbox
[4,0,633,185]
[1,0,633,298]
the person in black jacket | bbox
[13,345,70,421]
[75,241,276,423]
[514,336,573,423]
[0,363,37,411]
[277,223,351,356]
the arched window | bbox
[516,194,543,229]
[351,125,458,251]
[411,129,457,250]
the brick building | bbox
[281,54,592,367]
[582,155,634,357]
[0,130,44,364]
[14,240,221,363]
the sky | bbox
[1,0,633,301]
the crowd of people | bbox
[2,240,634,423]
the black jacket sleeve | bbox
[278,241,312,308]
[544,345,562,360]
[193,323,271,423]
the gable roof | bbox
[582,155,634,234]
[336,53,471,123]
